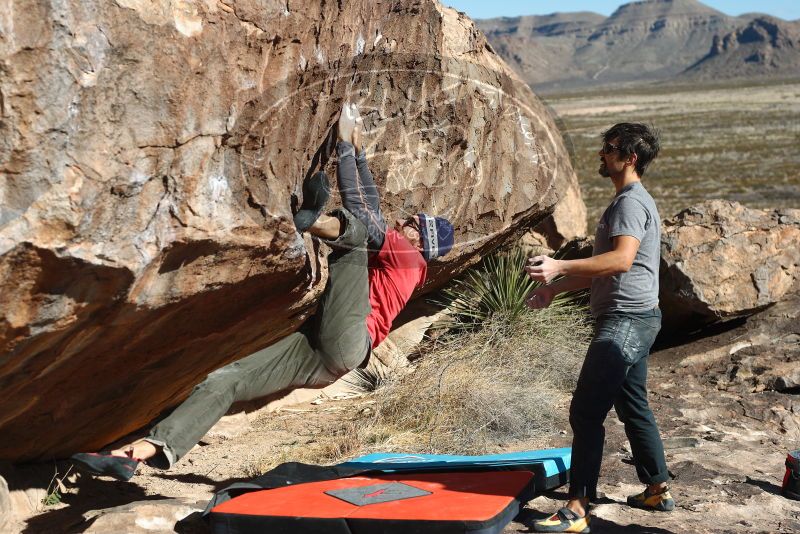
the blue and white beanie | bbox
[417,213,454,261]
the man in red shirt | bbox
[71,105,455,480]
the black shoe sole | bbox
[71,452,139,482]
[301,171,330,212]
[294,171,330,231]
[294,209,323,232]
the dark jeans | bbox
[337,141,387,252]
[145,209,371,468]
[568,307,669,500]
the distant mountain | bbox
[684,16,800,79]
[475,0,800,91]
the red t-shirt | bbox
[366,229,427,348]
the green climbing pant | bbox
[145,209,371,468]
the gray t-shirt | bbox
[590,181,661,317]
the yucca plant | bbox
[437,248,537,329]
[341,366,389,393]
[437,247,587,330]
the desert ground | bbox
[542,78,800,228]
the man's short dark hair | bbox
[602,123,661,177]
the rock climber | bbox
[71,104,454,480]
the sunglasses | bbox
[602,142,622,154]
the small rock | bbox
[83,498,207,533]
[663,436,700,449]
[0,475,12,516]
[0,464,52,522]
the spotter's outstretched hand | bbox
[525,255,562,284]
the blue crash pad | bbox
[340,447,571,492]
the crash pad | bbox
[209,470,536,534]
[341,447,571,492]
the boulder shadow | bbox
[535,487,618,506]
[22,475,163,533]
[513,506,553,525]
[652,316,747,352]
[586,517,678,533]
[175,511,211,534]
[151,471,252,492]
[744,476,783,496]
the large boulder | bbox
[526,168,588,251]
[0,0,575,460]
[660,200,800,329]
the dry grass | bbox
[363,303,591,455]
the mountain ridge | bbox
[684,15,800,79]
[475,0,800,90]
[605,0,725,21]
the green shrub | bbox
[438,248,540,329]
[437,247,586,331]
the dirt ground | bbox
[11,289,800,533]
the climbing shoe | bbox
[293,170,330,232]
[626,485,675,511]
[783,450,800,501]
[338,102,360,144]
[71,451,140,481]
[533,508,590,533]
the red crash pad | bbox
[210,470,535,534]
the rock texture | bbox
[476,0,800,91]
[0,0,575,461]
[675,287,800,404]
[679,289,800,397]
[660,200,800,329]
[526,170,587,251]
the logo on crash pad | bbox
[373,455,431,464]
[325,482,432,506]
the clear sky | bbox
[444,1,800,21]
